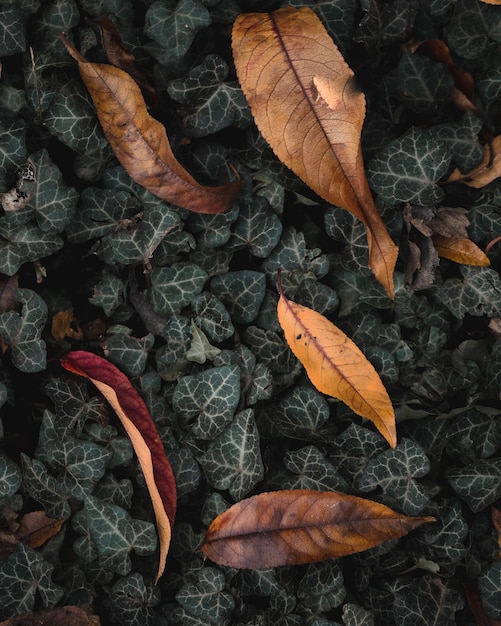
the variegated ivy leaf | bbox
[446,408,501,461]
[168,446,202,498]
[89,272,125,317]
[155,315,191,380]
[145,0,211,63]
[80,0,133,25]
[433,111,483,173]
[72,496,157,576]
[357,438,431,516]
[342,602,375,626]
[325,206,372,276]
[93,473,133,509]
[0,449,22,497]
[172,365,240,440]
[149,262,208,316]
[0,221,62,276]
[210,270,266,324]
[0,288,47,372]
[293,278,339,317]
[417,501,468,564]
[192,292,234,342]
[83,423,134,470]
[367,128,451,205]
[176,567,235,623]
[479,560,501,620]
[227,196,283,258]
[282,446,348,492]
[21,455,71,519]
[439,266,501,319]
[190,246,232,278]
[393,575,464,625]
[31,0,80,58]
[273,385,330,439]
[0,119,27,194]
[110,573,161,626]
[104,333,154,377]
[297,561,345,613]
[167,54,251,136]
[186,204,239,249]
[446,458,501,513]
[0,5,26,56]
[243,326,297,374]
[200,409,264,500]
[446,0,501,60]
[186,322,221,364]
[0,544,63,619]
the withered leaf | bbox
[60,36,241,214]
[202,489,434,568]
[232,7,398,298]
[448,136,501,188]
[432,235,490,266]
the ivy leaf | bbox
[367,128,451,205]
[186,322,221,364]
[192,292,234,343]
[342,603,374,626]
[0,544,63,620]
[0,5,26,56]
[0,288,47,372]
[89,271,125,317]
[72,496,157,576]
[282,446,348,492]
[104,333,154,377]
[446,408,501,461]
[227,196,283,258]
[149,262,208,316]
[110,573,161,626]
[210,270,266,324]
[0,449,22,498]
[297,561,345,612]
[273,385,331,439]
[0,221,62,276]
[172,365,240,440]
[200,408,264,500]
[176,567,235,623]
[439,266,501,319]
[479,560,501,619]
[416,501,468,564]
[446,0,501,59]
[433,111,483,173]
[0,120,27,194]
[357,438,431,515]
[145,0,211,62]
[21,456,71,520]
[243,326,297,374]
[167,54,252,136]
[393,575,464,625]
[395,51,454,112]
[446,458,501,512]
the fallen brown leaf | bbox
[0,605,101,626]
[432,235,490,266]
[447,136,501,188]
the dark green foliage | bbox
[0,0,500,624]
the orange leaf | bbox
[60,351,176,583]
[447,136,501,188]
[232,7,398,298]
[201,489,434,568]
[277,276,396,447]
[432,235,490,266]
[60,35,241,214]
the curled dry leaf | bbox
[277,275,396,447]
[60,35,241,214]
[447,135,501,188]
[232,7,398,298]
[432,235,490,266]
[202,489,434,568]
[61,350,176,583]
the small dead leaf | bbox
[463,582,501,626]
[432,235,490,266]
[0,160,36,213]
[15,511,65,550]
[0,274,19,314]
[277,274,396,447]
[60,35,241,214]
[51,308,83,341]
[202,489,434,568]
[61,350,176,582]
[488,318,501,339]
[0,605,101,626]
[447,136,501,188]
[232,7,398,298]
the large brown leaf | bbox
[61,36,241,214]
[232,7,398,298]
[202,490,434,568]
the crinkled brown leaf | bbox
[51,308,83,341]
[60,35,241,214]
[232,7,398,298]
[202,489,434,568]
[61,351,176,583]
[432,235,490,266]
[277,275,396,447]
[448,136,501,188]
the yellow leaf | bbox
[432,235,490,266]
[277,277,396,447]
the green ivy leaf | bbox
[446,458,501,512]
[342,602,374,626]
[354,0,418,52]
[432,111,483,173]
[282,446,348,492]
[446,408,501,461]
[21,455,71,519]
[243,326,297,374]
[31,0,80,58]
[0,5,26,56]
[89,272,125,317]
[187,205,239,249]
[479,560,501,620]
[0,119,27,193]
[104,333,154,377]
[367,128,451,205]
[72,496,157,576]
[169,446,202,498]
[227,196,282,258]
[149,262,208,316]
[109,573,161,626]
[176,567,235,623]
[395,51,454,112]
[0,288,47,372]
[93,473,133,509]
[0,221,62,276]
[440,266,501,319]
[273,385,330,439]
[357,438,431,515]
[297,561,345,613]
[416,501,468,564]
[200,408,264,500]
[167,54,251,136]
[145,0,211,62]
[173,365,240,440]
[0,449,22,497]
[393,575,464,625]
[210,270,266,324]
[192,292,234,342]
[325,206,372,276]
[186,322,221,364]
[446,0,501,59]
[0,544,64,620]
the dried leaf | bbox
[15,511,65,550]
[232,7,398,298]
[51,308,83,341]
[432,235,490,266]
[0,605,101,626]
[448,136,501,188]
[479,0,501,4]
[60,350,176,583]
[60,36,241,214]
[201,489,434,568]
[277,275,396,447]
[0,274,19,314]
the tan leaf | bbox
[60,35,241,214]
[277,275,396,447]
[447,136,501,188]
[202,489,434,568]
[232,7,398,298]
[432,235,490,266]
